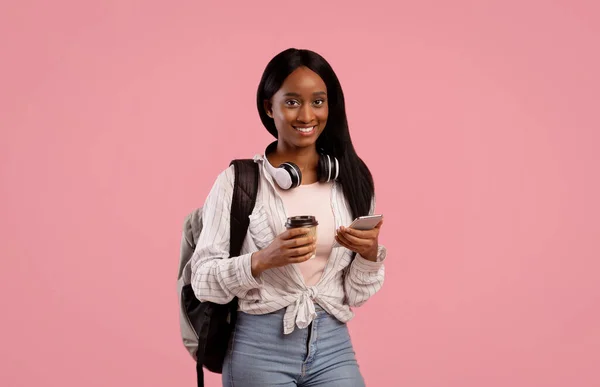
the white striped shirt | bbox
[191,153,386,334]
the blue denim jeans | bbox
[222,305,366,387]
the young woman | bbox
[191,48,386,387]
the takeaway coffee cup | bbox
[285,215,319,244]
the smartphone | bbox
[348,214,383,230]
[333,214,384,248]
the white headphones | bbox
[263,141,340,190]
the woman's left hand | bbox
[335,220,383,262]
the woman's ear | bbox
[263,100,273,118]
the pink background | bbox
[1,1,599,386]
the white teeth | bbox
[295,126,314,133]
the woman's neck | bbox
[269,143,320,183]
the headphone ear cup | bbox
[280,162,302,189]
[317,155,328,183]
[331,156,339,180]
[318,154,339,183]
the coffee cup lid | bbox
[285,215,318,228]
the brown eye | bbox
[313,99,325,107]
[285,100,300,107]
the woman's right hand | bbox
[250,228,317,277]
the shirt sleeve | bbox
[343,194,386,307]
[190,165,262,304]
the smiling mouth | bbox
[294,126,316,134]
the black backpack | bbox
[177,159,259,386]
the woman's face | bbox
[265,66,329,151]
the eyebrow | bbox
[283,91,327,97]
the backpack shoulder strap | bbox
[229,159,259,257]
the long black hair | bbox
[256,48,374,219]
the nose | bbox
[297,104,315,124]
